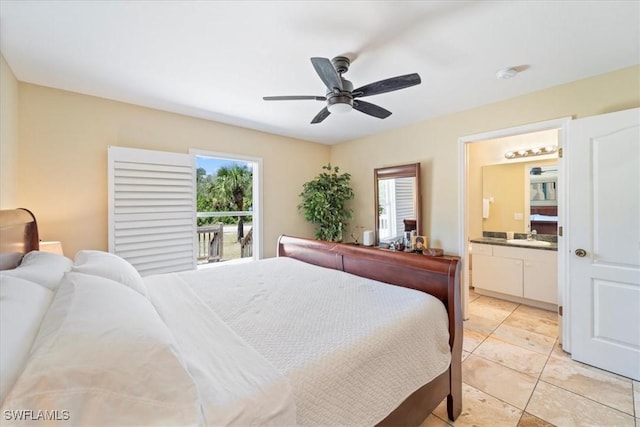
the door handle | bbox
[575,248,587,257]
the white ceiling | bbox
[1,1,638,145]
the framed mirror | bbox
[374,163,421,245]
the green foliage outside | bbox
[298,164,354,242]
[196,165,253,241]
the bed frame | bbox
[277,235,462,424]
[0,209,461,424]
[0,208,39,270]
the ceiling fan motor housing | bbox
[331,56,351,74]
[327,78,353,108]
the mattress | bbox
[148,256,451,426]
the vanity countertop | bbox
[470,236,557,251]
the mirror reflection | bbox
[529,165,558,234]
[481,160,557,235]
[374,163,421,245]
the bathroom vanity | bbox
[470,237,557,310]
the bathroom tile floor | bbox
[420,289,639,427]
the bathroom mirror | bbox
[374,163,421,245]
[481,160,557,234]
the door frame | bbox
[458,117,571,345]
[189,149,263,260]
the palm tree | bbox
[214,165,252,241]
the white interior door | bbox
[568,108,640,380]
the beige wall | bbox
[482,162,526,233]
[330,65,640,253]
[11,65,640,258]
[17,84,330,257]
[0,54,19,209]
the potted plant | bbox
[298,164,355,242]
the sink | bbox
[506,239,552,247]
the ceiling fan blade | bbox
[353,73,421,98]
[263,95,326,101]
[311,106,331,124]
[310,57,343,91]
[353,100,392,119]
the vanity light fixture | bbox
[505,145,557,159]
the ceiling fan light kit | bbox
[327,97,353,114]
[263,55,421,124]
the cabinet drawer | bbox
[471,243,493,256]
[493,245,524,258]
[520,247,556,263]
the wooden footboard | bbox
[277,235,462,424]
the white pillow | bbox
[0,275,53,404]
[2,272,202,425]
[73,250,148,297]
[1,251,72,290]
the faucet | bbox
[527,229,537,241]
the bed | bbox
[530,205,558,235]
[0,208,461,426]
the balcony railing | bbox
[196,211,253,263]
[197,223,224,262]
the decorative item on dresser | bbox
[0,208,461,425]
[403,218,417,232]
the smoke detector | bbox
[496,67,518,80]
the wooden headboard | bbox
[0,208,40,270]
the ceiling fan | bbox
[263,56,421,124]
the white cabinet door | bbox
[474,253,523,297]
[474,244,557,303]
[524,253,558,304]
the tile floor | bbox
[420,289,639,427]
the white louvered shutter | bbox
[394,177,416,235]
[108,147,196,276]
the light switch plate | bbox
[514,212,523,220]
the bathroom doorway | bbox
[457,117,570,324]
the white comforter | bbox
[153,257,451,426]
[2,252,450,427]
[144,272,297,426]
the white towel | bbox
[482,198,490,219]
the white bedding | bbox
[144,272,297,426]
[154,257,451,426]
[530,213,558,222]
[2,272,203,426]
[2,251,451,426]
